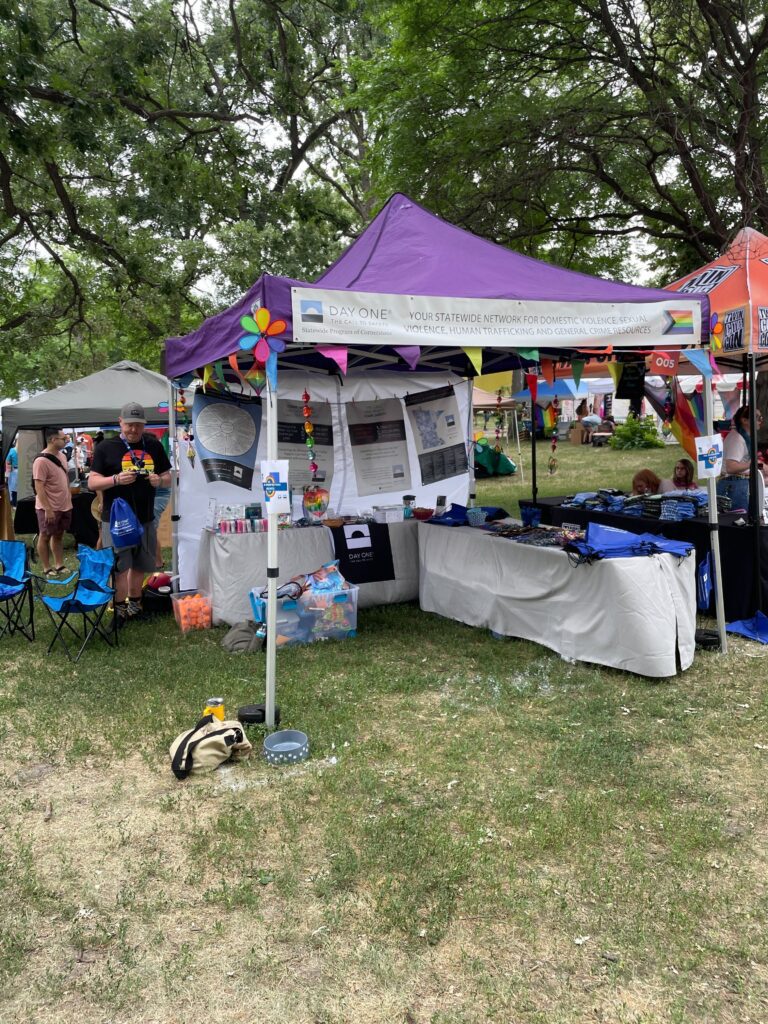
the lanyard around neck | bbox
[119,433,148,471]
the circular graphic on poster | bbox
[195,404,257,457]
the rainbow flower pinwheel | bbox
[238,307,287,362]
[710,313,723,352]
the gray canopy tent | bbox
[1,361,171,463]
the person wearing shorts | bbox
[88,402,172,622]
[33,427,74,576]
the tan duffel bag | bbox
[169,715,252,779]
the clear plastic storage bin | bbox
[249,586,358,646]
[171,590,213,633]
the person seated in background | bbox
[659,457,699,493]
[631,469,661,496]
[599,415,616,434]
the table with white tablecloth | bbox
[198,520,420,625]
[418,523,696,677]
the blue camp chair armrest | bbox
[45,571,79,587]
[31,571,79,598]
[0,573,25,586]
[77,578,113,596]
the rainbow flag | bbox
[644,381,697,459]
[534,403,557,431]
[663,309,695,335]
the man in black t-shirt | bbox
[89,402,172,622]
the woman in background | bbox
[716,405,762,512]
[631,469,661,496]
[659,458,698,493]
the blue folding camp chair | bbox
[40,546,118,662]
[0,540,34,641]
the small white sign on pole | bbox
[203,497,217,531]
[260,459,291,513]
[695,434,724,478]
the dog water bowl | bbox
[263,729,309,766]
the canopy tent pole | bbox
[465,379,476,508]
[702,375,727,653]
[530,408,538,504]
[264,377,278,730]
[747,352,763,613]
[168,380,179,585]
[513,408,524,484]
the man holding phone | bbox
[88,403,171,622]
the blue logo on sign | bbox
[697,444,721,471]
[263,472,288,501]
[300,299,323,323]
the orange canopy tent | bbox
[667,227,768,622]
[665,227,768,369]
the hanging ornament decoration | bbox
[302,389,319,478]
[303,483,330,521]
[709,312,724,352]
[174,383,196,467]
[548,394,559,475]
[175,385,191,435]
[494,389,504,451]
[158,396,186,415]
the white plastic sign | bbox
[695,434,724,478]
[260,460,290,513]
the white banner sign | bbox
[695,434,724,478]
[292,288,703,349]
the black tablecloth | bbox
[520,497,768,621]
[14,492,99,548]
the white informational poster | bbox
[695,434,724,478]
[292,287,704,349]
[277,398,334,489]
[260,460,291,513]
[346,398,412,495]
[404,384,468,485]
[192,392,261,489]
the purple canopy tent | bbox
[164,193,712,723]
[165,193,709,378]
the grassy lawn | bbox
[2,442,768,1023]
[475,434,677,518]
